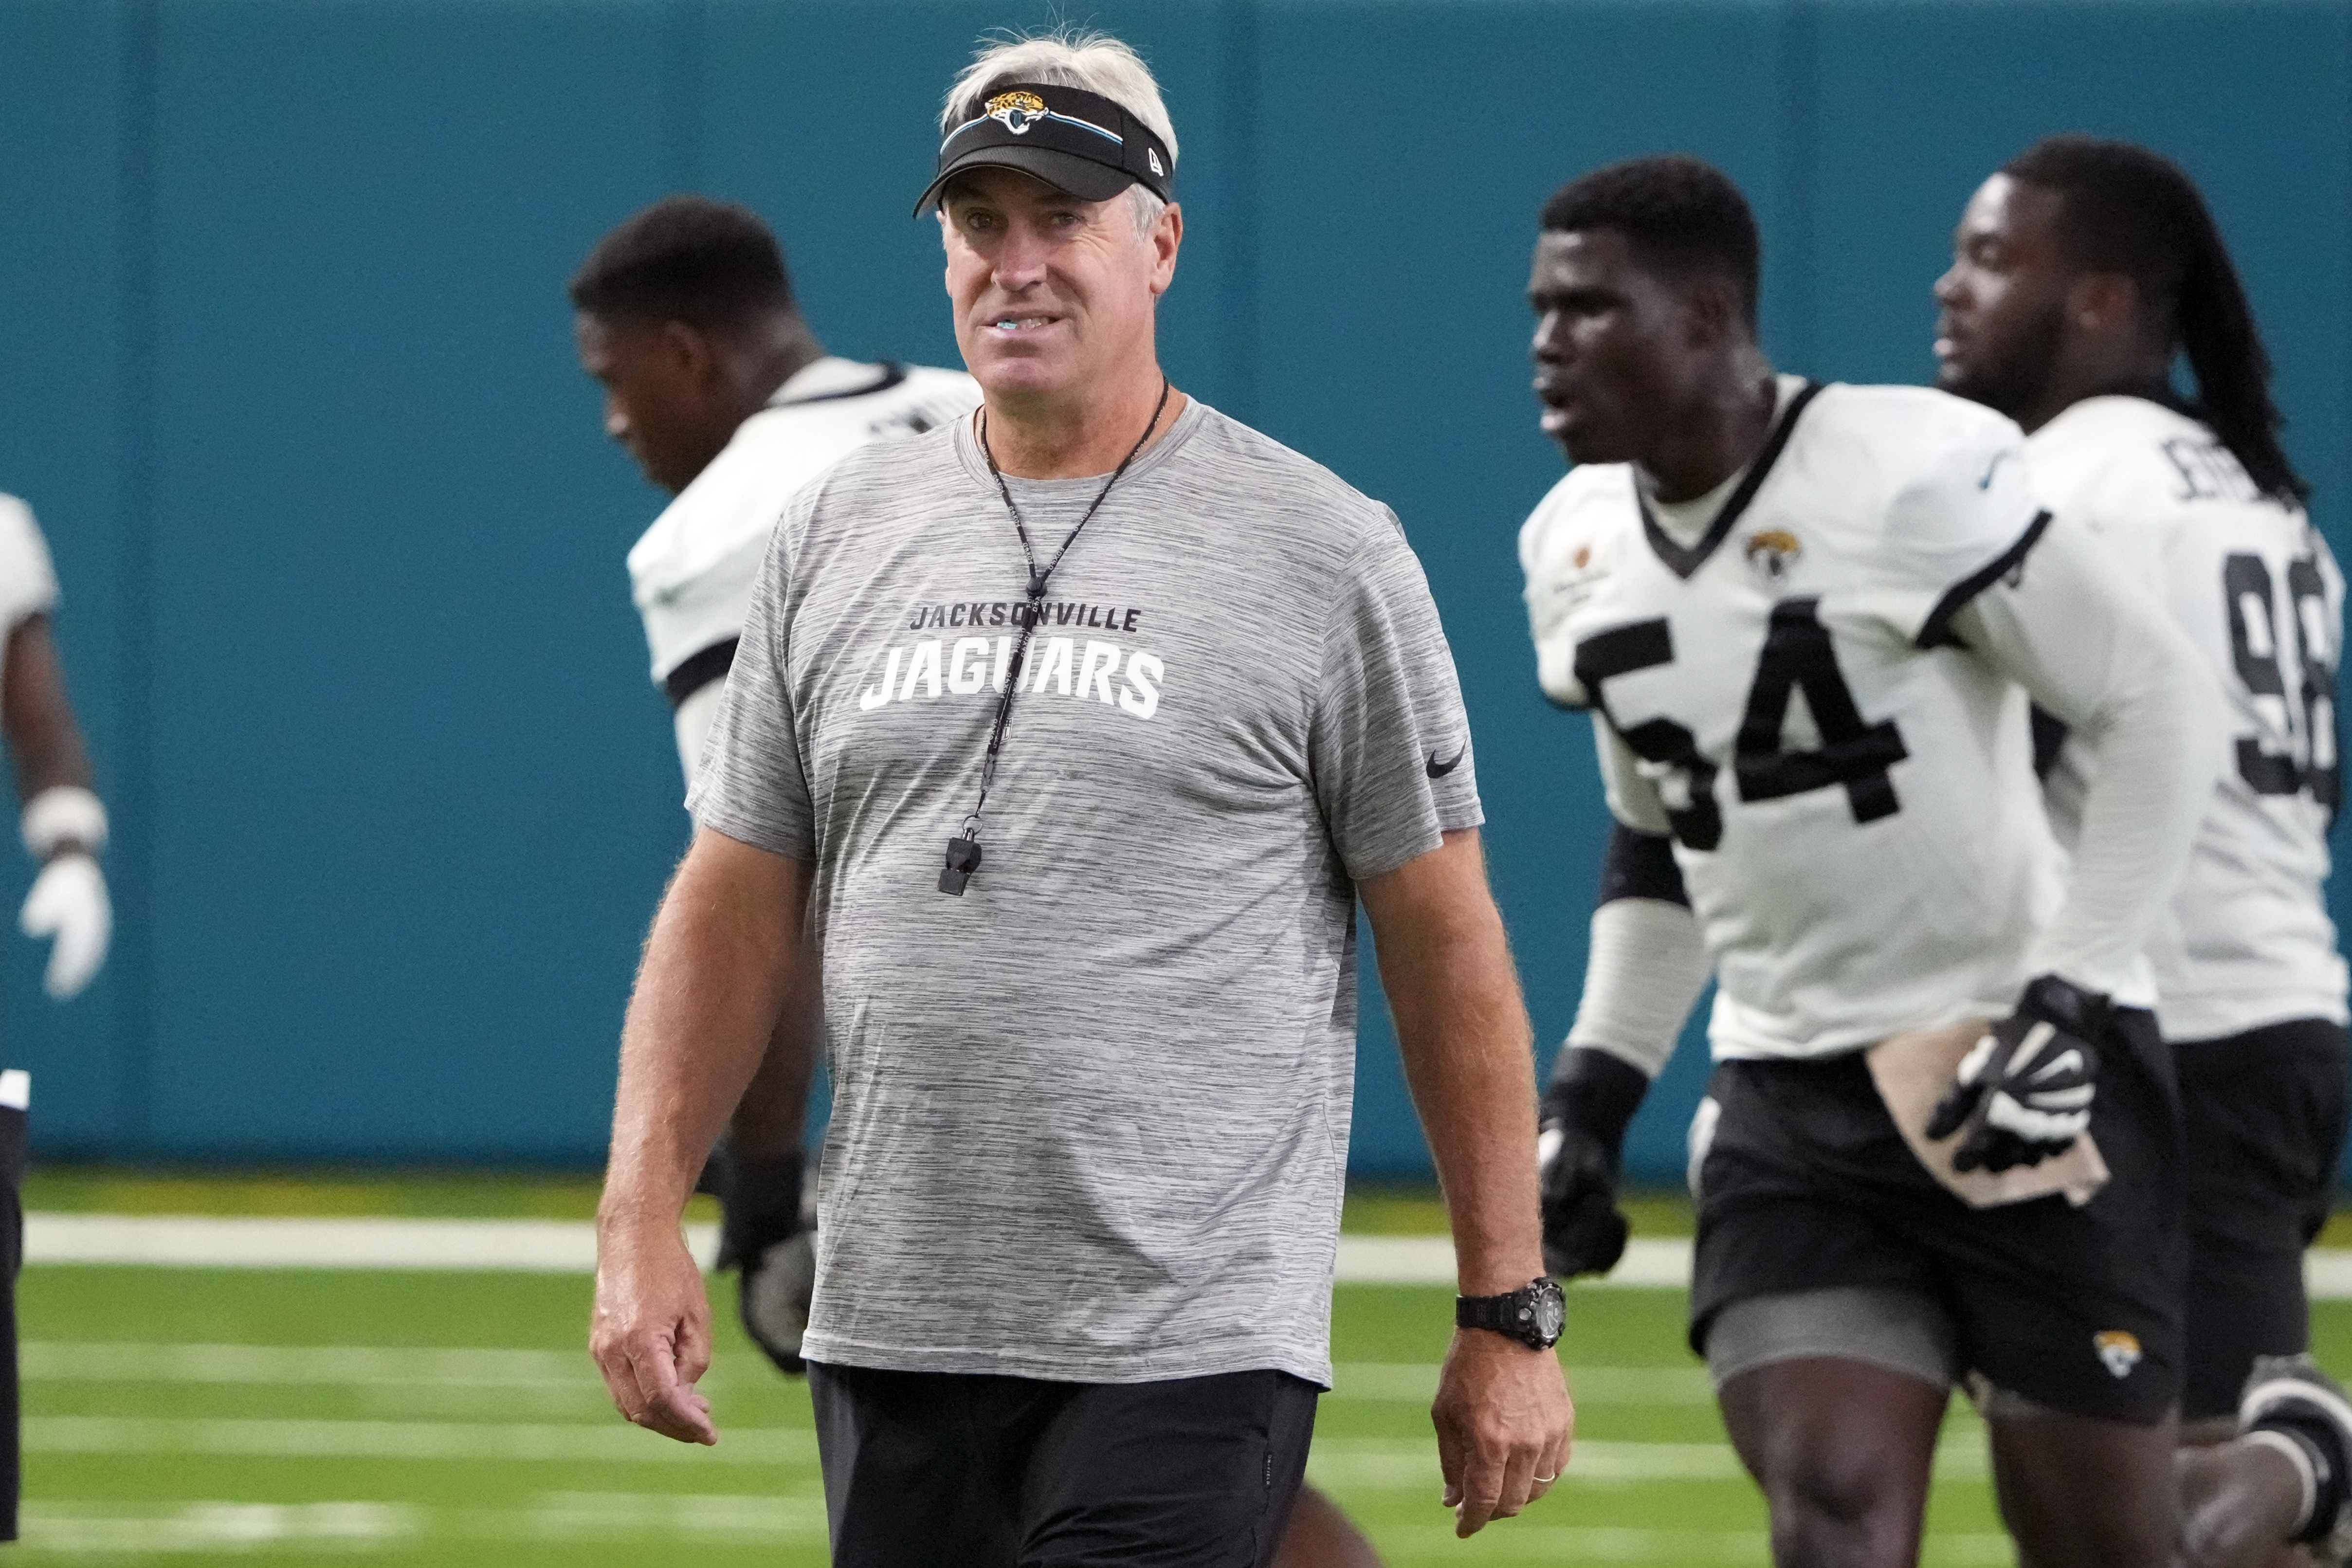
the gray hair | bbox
[939,29,1176,236]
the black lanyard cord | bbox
[939,378,1172,896]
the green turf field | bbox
[14,1177,2352,1563]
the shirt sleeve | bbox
[0,495,61,635]
[1951,515,2225,1002]
[683,504,815,861]
[1308,515,1484,881]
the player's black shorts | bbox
[2172,1016,2351,1421]
[808,1362,1315,1567]
[1690,1007,2186,1424]
[0,1098,21,1541]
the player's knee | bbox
[1762,1446,1920,1562]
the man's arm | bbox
[3,615,109,1000]
[1360,828,1572,1537]
[1540,819,1710,1277]
[1919,522,2223,1169]
[592,828,814,1444]
[4,616,93,802]
[1951,520,2223,997]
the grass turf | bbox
[17,1176,2352,1562]
[30,1266,2345,1564]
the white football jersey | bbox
[0,495,62,672]
[2032,395,2348,1039]
[627,356,981,776]
[1523,379,2071,1060]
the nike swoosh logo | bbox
[1978,451,2012,491]
[1426,745,1466,778]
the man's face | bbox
[574,312,732,495]
[1933,174,2074,419]
[1528,229,1706,467]
[939,167,1178,406]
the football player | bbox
[572,197,980,1374]
[0,490,111,1542]
[1937,135,2352,1568]
[1522,155,2240,1568]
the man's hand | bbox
[715,1147,813,1376]
[1538,1125,1626,1277]
[1925,974,2105,1173]
[20,851,108,1001]
[1432,1329,1574,1536]
[1536,1053,1646,1278]
[591,1222,719,1445]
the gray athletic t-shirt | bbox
[688,398,1481,1386]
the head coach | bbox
[589,28,1572,1561]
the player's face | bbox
[1933,175,2072,419]
[940,168,1179,408]
[1529,229,1703,467]
[574,313,724,495]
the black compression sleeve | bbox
[1598,821,1688,908]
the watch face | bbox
[1532,1282,1566,1344]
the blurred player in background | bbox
[0,491,112,1540]
[1937,135,2352,1567]
[1520,155,2246,1567]
[571,197,978,1374]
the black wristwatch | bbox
[1457,1276,1566,1350]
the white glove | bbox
[21,852,110,1000]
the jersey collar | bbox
[1636,379,1826,581]
[766,358,909,409]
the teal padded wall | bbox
[0,0,2345,1179]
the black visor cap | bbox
[913,81,1173,217]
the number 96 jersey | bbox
[1521,380,2066,1061]
[2031,395,2349,1040]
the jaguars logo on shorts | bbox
[2094,1330,2143,1379]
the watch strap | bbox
[1455,1276,1564,1349]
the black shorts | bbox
[1690,1008,2186,1423]
[0,1101,20,1541]
[2174,1017,2351,1421]
[807,1362,1316,1567]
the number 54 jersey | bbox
[2031,395,2348,1041]
[1522,380,2079,1061]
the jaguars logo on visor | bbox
[985,91,1049,133]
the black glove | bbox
[715,1148,811,1376]
[1538,1048,1649,1279]
[1925,974,2107,1174]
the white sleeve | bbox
[1950,516,2224,1000]
[0,496,60,637]
[1566,895,1708,1079]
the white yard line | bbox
[21,1214,704,1273]
[24,1416,816,1464]
[17,1495,834,1553]
[26,1215,2352,1299]
[21,1502,2012,1560]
